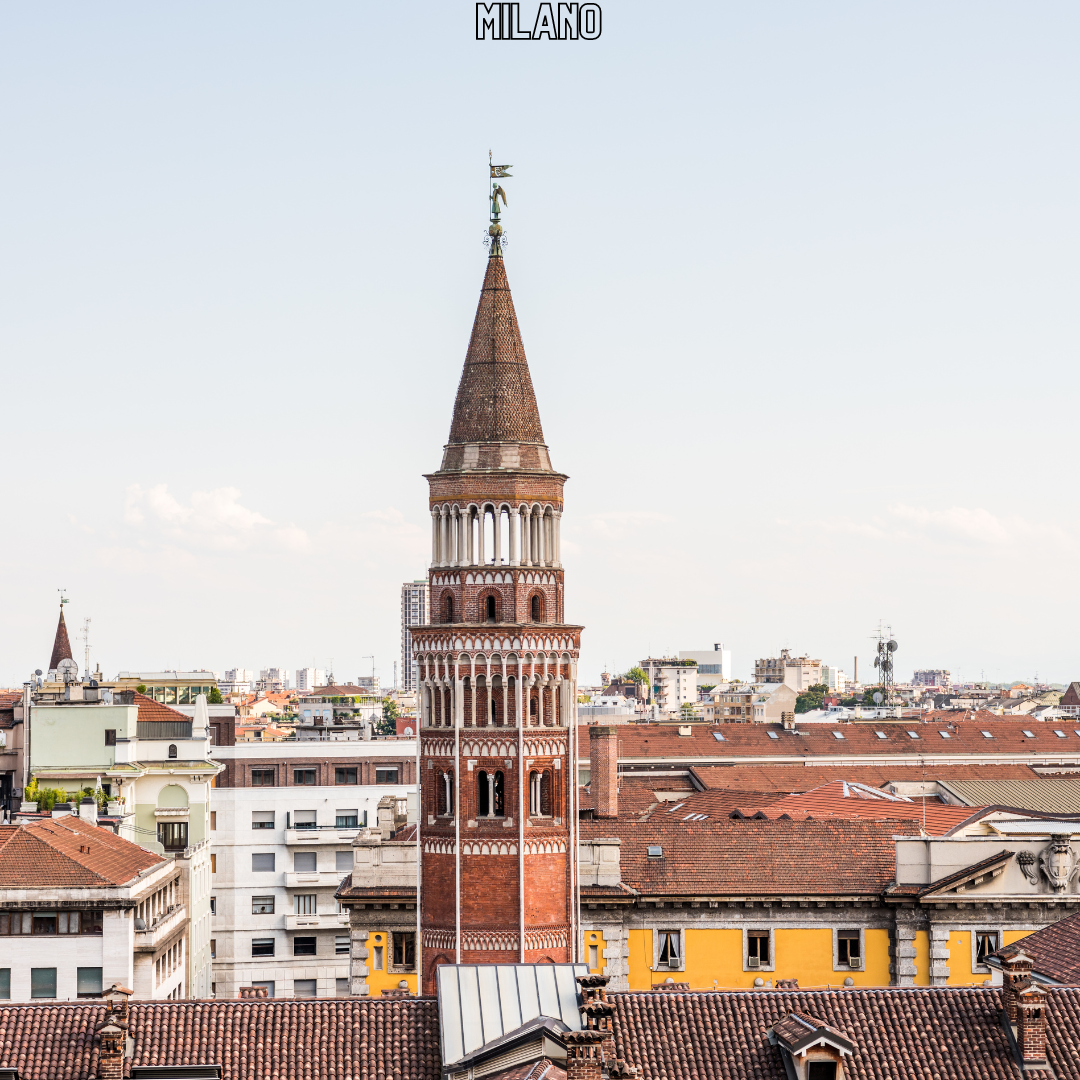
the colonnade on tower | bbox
[410,226,582,994]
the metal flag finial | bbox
[486,153,513,254]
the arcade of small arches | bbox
[418,651,575,729]
[429,766,559,820]
[432,501,560,569]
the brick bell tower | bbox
[412,164,582,994]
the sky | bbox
[1,2,1078,689]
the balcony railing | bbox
[134,903,187,952]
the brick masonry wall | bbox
[427,473,566,507]
[590,726,618,819]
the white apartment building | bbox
[822,666,847,693]
[207,736,417,1000]
[257,668,290,692]
[913,669,952,689]
[0,811,187,1002]
[294,668,327,692]
[640,657,697,715]
[400,581,429,693]
[679,645,732,685]
[219,670,253,696]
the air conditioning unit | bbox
[747,956,760,969]
[848,958,862,970]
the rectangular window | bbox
[210,812,217,831]
[251,980,274,998]
[210,896,217,915]
[77,967,103,998]
[976,931,1001,966]
[251,769,276,787]
[251,853,276,872]
[210,939,216,959]
[336,810,359,828]
[335,850,352,872]
[293,936,317,957]
[33,913,57,935]
[295,895,316,915]
[251,938,275,957]
[293,810,317,829]
[335,768,357,785]
[105,729,117,746]
[252,896,275,915]
[588,944,599,970]
[31,968,57,999]
[158,822,188,851]
[294,769,317,786]
[252,811,275,830]
[838,930,861,966]
[294,852,317,872]
[335,935,350,956]
[336,978,350,996]
[807,1064,837,1080]
[393,932,416,969]
[293,978,317,998]
[375,768,398,785]
[0,969,9,999]
[657,931,680,968]
[211,854,217,874]
[747,931,769,966]
[373,945,384,970]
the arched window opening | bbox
[440,772,454,817]
[530,696,538,724]
[168,744,177,759]
[493,770,504,816]
[529,770,542,816]
[540,770,553,816]
[444,595,454,623]
[477,770,505,817]
[486,595,497,622]
[531,595,542,622]
[490,695,497,725]
[477,770,489,817]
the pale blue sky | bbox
[1,2,1078,687]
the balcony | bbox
[285,912,350,932]
[134,903,187,952]
[285,871,350,888]
[285,826,363,847]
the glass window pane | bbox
[294,979,317,998]
[335,850,352,872]
[293,937,317,957]
[294,852,317,872]
[77,967,103,997]
[0,969,9,999]
[165,687,177,705]
[336,811,358,828]
[33,913,57,935]
[31,968,57,998]
[251,853,275,872]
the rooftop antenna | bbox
[81,617,92,676]
[870,622,898,706]
[364,656,375,687]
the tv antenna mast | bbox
[81,617,92,676]
[872,623,899,706]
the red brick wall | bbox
[589,726,618,819]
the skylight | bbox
[712,731,726,742]
[1023,730,1036,738]
[767,731,779,740]
[1055,730,1067,738]
[832,731,845,740]
[939,731,951,739]
[875,731,887,739]
[647,846,663,858]
[982,731,994,738]
[907,731,920,739]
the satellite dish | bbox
[34,669,42,676]
[873,692,883,704]
[888,639,898,652]
[873,656,880,668]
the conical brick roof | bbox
[448,254,545,447]
[49,606,74,671]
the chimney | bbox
[577,974,618,1063]
[564,1030,604,1080]
[98,1022,125,1080]
[1001,949,1034,1023]
[1015,980,1048,1065]
[80,795,98,826]
[238,985,269,1000]
[51,802,74,818]
[589,725,618,819]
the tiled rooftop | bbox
[996,909,1080,985]
[0,815,164,888]
[689,762,1041,790]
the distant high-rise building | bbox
[680,644,733,684]
[256,667,290,692]
[219,668,253,695]
[295,667,326,692]
[913,669,952,690]
[755,649,822,690]
[355,675,380,695]
[822,666,847,693]
[400,580,429,692]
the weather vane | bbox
[485,150,512,253]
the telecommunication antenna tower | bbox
[872,623,899,706]
[81,617,92,676]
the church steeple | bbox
[48,604,74,672]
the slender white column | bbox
[517,655,525,962]
[509,509,520,566]
[494,507,503,565]
[486,773,495,817]
[431,512,439,567]
[478,507,486,566]
[441,509,450,568]
[553,511,562,567]
[537,511,546,567]
[450,508,458,566]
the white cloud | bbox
[122,484,305,552]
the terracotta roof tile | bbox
[133,692,191,724]
[689,762,1041,790]
[997,909,1080,984]
[580,818,901,896]
[0,816,164,887]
